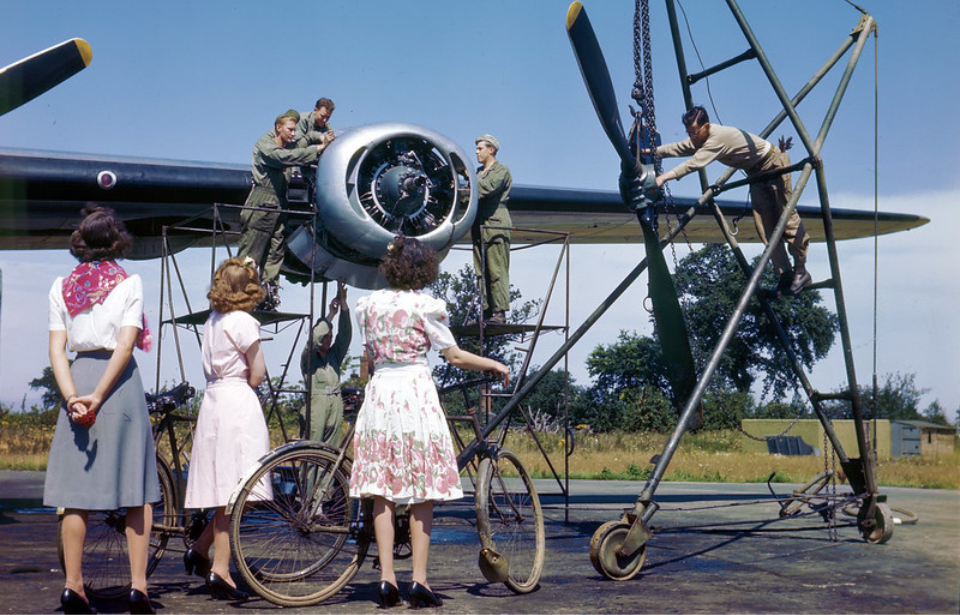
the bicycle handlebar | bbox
[437,376,499,395]
[146,382,196,414]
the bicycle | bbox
[226,377,545,607]
[57,382,209,599]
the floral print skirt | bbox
[349,363,463,504]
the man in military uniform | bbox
[472,134,513,324]
[300,282,351,445]
[655,105,811,296]
[238,109,335,310]
[296,97,335,143]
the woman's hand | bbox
[68,397,97,427]
[490,362,510,387]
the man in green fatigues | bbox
[655,106,811,296]
[295,97,335,143]
[472,134,513,324]
[238,110,334,310]
[300,282,351,445]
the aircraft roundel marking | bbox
[97,170,117,190]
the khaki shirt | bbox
[296,111,333,145]
[475,159,512,228]
[248,131,319,205]
[300,308,352,394]
[657,124,773,180]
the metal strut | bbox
[619,0,883,544]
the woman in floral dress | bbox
[351,237,509,609]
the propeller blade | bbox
[566,2,636,169]
[567,2,699,422]
[639,217,699,417]
[0,38,92,117]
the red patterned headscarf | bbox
[61,260,152,351]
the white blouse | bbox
[48,274,144,352]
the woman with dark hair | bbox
[44,205,158,614]
[181,257,270,602]
[351,236,510,609]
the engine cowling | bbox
[286,123,476,289]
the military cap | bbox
[275,109,300,124]
[475,134,500,152]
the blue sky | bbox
[1,0,958,417]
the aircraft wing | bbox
[0,148,930,257]
[508,186,929,244]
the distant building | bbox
[741,419,957,459]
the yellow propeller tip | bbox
[72,38,92,67]
[567,2,583,31]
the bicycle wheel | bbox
[57,459,173,600]
[230,443,371,607]
[475,448,545,594]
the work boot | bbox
[775,269,794,293]
[783,266,811,297]
[486,311,507,325]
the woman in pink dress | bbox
[351,237,510,609]
[182,257,270,601]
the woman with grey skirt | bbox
[43,205,159,615]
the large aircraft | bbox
[0,0,936,590]
[0,40,927,289]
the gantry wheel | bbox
[589,520,647,581]
[475,448,545,594]
[57,458,173,600]
[229,444,370,607]
[858,501,895,544]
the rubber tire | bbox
[475,448,546,594]
[859,501,895,544]
[589,520,647,581]
[229,444,370,607]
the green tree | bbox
[921,400,950,426]
[29,365,63,409]
[674,244,839,397]
[583,244,839,431]
[584,332,674,431]
[832,372,927,420]
[427,264,539,387]
[513,367,592,429]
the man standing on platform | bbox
[238,110,333,310]
[472,134,513,324]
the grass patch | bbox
[502,429,960,489]
[4,422,958,490]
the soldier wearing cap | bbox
[472,134,513,324]
[238,109,332,310]
[299,282,351,445]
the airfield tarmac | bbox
[0,471,957,614]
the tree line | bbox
[13,246,956,433]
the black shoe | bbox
[408,581,443,609]
[784,267,812,296]
[128,588,155,615]
[206,571,249,601]
[377,580,402,608]
[60,588,96,614]
[183,547,211,579]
